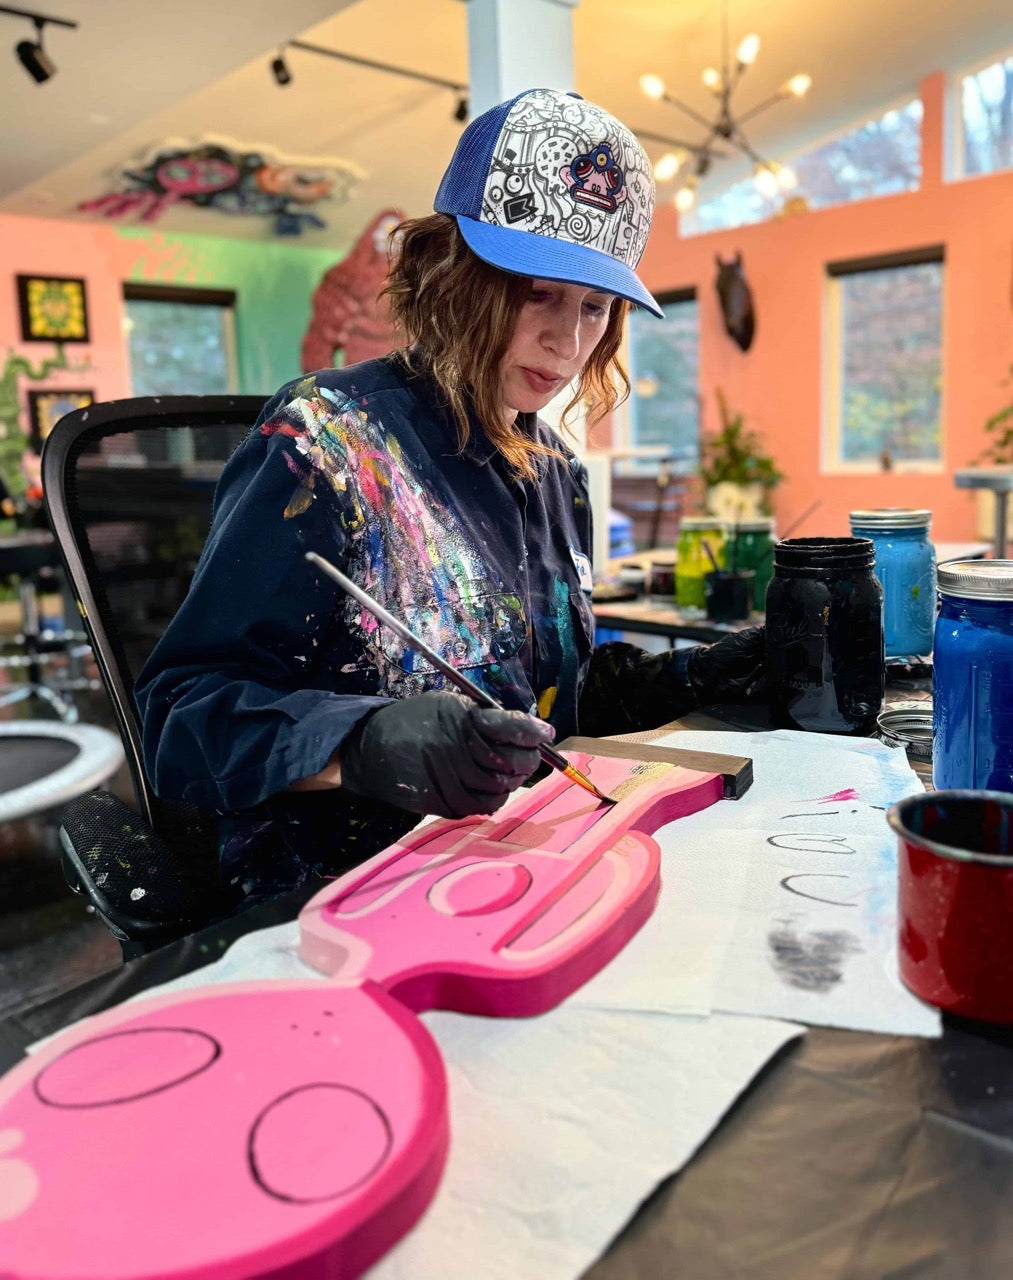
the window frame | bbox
[822,246,946,475]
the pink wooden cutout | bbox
[299,753,723,1016]
[0,752,722,1280]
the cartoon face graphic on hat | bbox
[435,87,662,317]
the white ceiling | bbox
[1,0,1011,255]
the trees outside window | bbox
[693,99,922,234]
[962,54,1013,176]
[624,293,700,472]
[824,254,943,471]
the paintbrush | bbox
[305,551,615,804]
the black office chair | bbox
[41,394,268,955]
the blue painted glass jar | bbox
[933,560,1013,793]
[766,537,884,735]
[848,509,936,657]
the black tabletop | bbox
[3,706,1012,1278]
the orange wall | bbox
[636,73,1013,542]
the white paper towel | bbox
[370,1006,801,1280]
[609,728,941,1036]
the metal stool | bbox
[954,466,1013,559]
[0,531,97,723]
[0,721,125,822]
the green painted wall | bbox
[115,228,345,396]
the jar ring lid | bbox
[876,705,933,760]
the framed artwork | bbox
[27,388,94,451]
[16,274,90,343]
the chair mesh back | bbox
[42,397,267,868]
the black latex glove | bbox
[340,690,555,819]
[686,624,768,703]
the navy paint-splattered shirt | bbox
[135,353,695,895]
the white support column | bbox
[465,0,579,116]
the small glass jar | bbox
[848,508,936,657]
[933,560,1013,793]
[675,518,725,612]
[766,537,884,735]
[727,518,775,613]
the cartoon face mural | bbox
[77,137,362,236]
[715,252,756,352]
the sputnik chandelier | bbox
[637,0,812,212]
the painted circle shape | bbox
[33,1027,221,1108]
[427,860,533,917]
[249,1083,392,1203]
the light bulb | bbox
[753,165,779,198]
[777,164,798,190]
[675,186,696,212]
[639,73,666,101]
[701,66,721,90]
[784,73,812,98]
[736,33,760,66]
[654,151,683,182]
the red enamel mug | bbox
[888,790,1013,1023]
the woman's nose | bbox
[542,304,581,358]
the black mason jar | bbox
[765,537,885,735]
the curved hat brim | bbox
[455,215,664,318]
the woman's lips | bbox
[522,367,564,393]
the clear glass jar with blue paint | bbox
[848,508,936,657]
[933,560,1013,792]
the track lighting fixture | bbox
[0,4,77,83]
[270,49,291,86]
[270,38,469,124]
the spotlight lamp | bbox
[270,36,468,125]
[270,49,292,86]
[0,5,77,83]
[636,0,811,213]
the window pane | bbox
[627,298,700,467]
[125,298,243,462]
[838,262,943,465]
[962,55,1013,176]
[695,99,922,234]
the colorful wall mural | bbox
[78,137,362,237]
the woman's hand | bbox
[338,690,555,818]
[686,625,768,703]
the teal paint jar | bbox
[727,518,774,613]
[848,509,935,657]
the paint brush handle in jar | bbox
[305,552,614,804]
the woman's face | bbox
[498,279,614,421]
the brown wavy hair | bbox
[383,214,630,480]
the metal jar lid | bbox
[877,704,933,760]
[730,519,774,533]
[849,508,932,528]
[679,517,725,531]
[936,559,1013,600]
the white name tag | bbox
[569,546,594,593]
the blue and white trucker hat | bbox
[435,87,662,317]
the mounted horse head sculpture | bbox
[715,252,756,352]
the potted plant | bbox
[699,387,784,521]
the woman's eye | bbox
[583,301,609,318]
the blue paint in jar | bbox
[849,509,935,657]
[933,559,1013,792]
